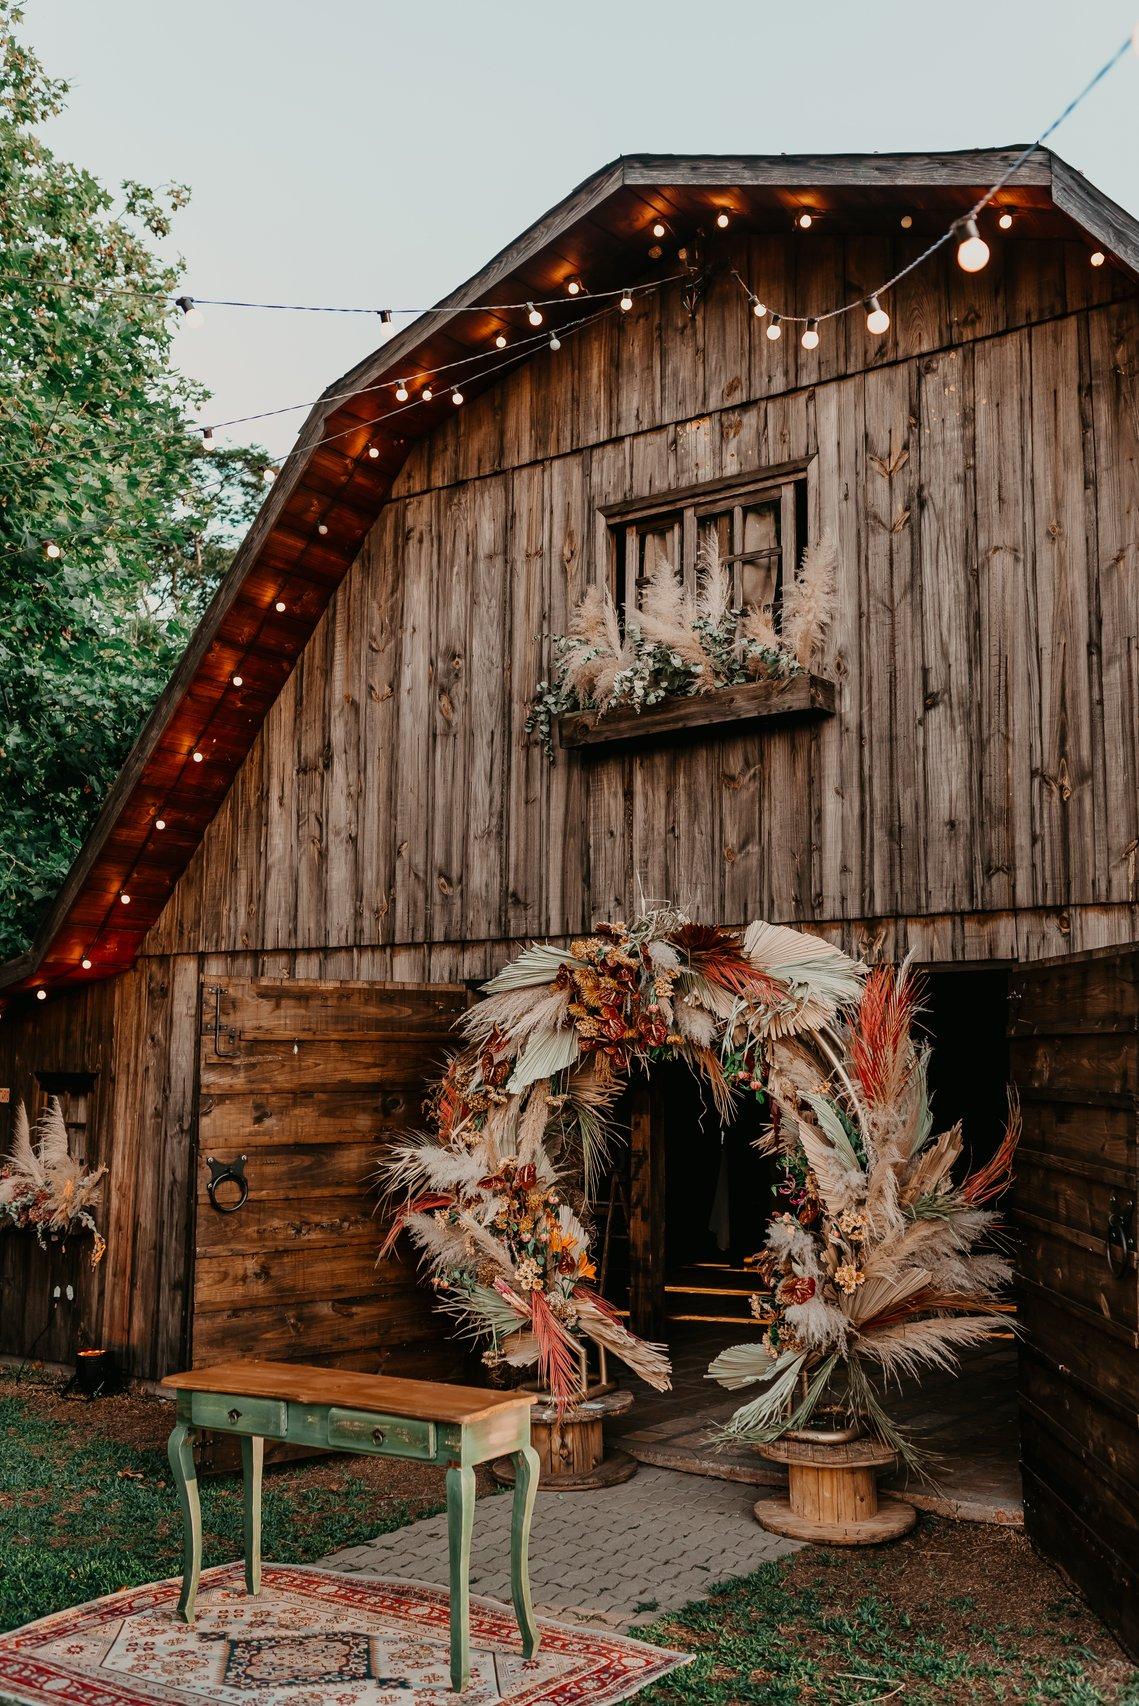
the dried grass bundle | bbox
[781,529,837,668]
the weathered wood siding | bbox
[1010,949,1139,1658]
[145,233,1139,967]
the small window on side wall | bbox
[35,1072,95,1166]
[607,466,809,635]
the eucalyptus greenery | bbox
[0,4,268,959]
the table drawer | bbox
[326,1407,436,1460]
[189,1392,288,1437]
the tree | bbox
[0,4,268,960]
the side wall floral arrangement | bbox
[0,1097,106,1263]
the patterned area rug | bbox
[0,1564,690,1705]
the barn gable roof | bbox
[6,146,1138,1000]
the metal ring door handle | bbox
[206,1154,249,1214]
[1106,1196,1134,1279]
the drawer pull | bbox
[228,1408,241,1424]
[372,1427,385,1446]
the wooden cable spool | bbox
[753,1424,917,1544]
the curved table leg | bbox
[241,1435,263,1596]
[167,1423,201,1624]
[510,1444,540,1659]
[446,1464,476,1692]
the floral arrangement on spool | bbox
[708,961,1020,1469]
[380,908,866,1408]
[526,529,837,757]
[0,1098,106,1263]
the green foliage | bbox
[0,1386,435,1632]
[0,4,269,960]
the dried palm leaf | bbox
[507,1025,580,1092]
[575,1290,672,1391]
[483,943,581,993]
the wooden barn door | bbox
[1008,950,1139,1658]
[191,978,469,1378]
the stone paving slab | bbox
[321,1465,798,1631]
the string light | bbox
[716,211,731,229]
[192,748,205,760]
[262,464,278,483]
[232,674,243,687]
[797,212,813,230]
[421,385,433,401]
[1090,249,1106,266]
[274,599,287,612]
[955,216,991,272]
[648,243,663,260]
[865,295,890,335]
[36,988,46,1000]
[395,380,409,402]
[998,211,1014,230]
[619,290,633,311]
[900,214,913,230]
[451,389,464,405]
[155,818,166,830]
[494,332,508,349]
[527,302,543,326]
[201,427,215,450]
[751,296,767,319]
[43,540,61,559]
[801,318,819,349]
[652,220,667,238]
[317,522,329,535]
[367,444,380,458]
[175,295,203,327]
[119,892,131,905]
[566,278,582,295]
[766,312,782,341]
[81,958,92,970]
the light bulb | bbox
[801,318,819,350]
[619,290,633,311]
[155,818,166,830]
[527,302,543,326]
[232,674,243,687]
[647,243,663,260]
[262,465,278,484]
[274,600,286,613]
[395,380,409,402]
[956,217,990,273]
[1090,250,1106,267]
[36,988,47,1000]
[766,313,782,341]
[451,389,463,405]
[317,522,328,535]
[201,427,216,450]
[176,295,203,328]
[566,278,581,295]
[998,212,1013,231]
[421,386,433,401]
[751,297,767,319]
[652,221,666,239]
[798,212,813,230]
[192,749,204,761]
[900,214,913,230]
[43,540,61,559]
[716,210,730,229]
[367,445,380,459]
[549,333,561,351]
[120,892,131,905]
[494,332,507,349]
[865,295,890,335]
[81,958,92,970]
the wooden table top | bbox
[162,1361,537,1425]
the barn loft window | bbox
[605,464,810,634]
[35,1072,95,1165]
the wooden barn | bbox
[1,149,1137,1645]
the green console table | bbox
[162,1360,539,1692]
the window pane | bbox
[739,501,781,615]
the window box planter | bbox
[556,673,836,753]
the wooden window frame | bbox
[602,460,812,632]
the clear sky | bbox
[23,0,1139,460]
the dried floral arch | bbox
[382,909,1020,1447]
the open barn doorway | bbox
[599,962,1021,1523]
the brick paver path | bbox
[321,1465,798,1630]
